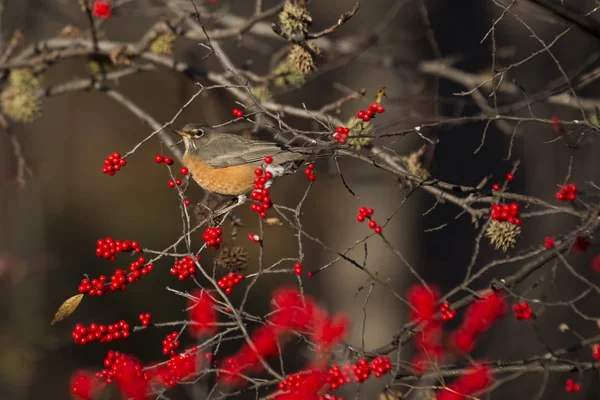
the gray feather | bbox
[190,133,329,168]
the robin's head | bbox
[173,123,215,151]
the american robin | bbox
[173,123,326,201]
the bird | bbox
[172,123,327,203]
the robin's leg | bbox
[213,195,246,218]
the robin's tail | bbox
[275,144,336,166]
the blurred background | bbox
[1,0,600,399]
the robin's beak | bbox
[172,128,190,138]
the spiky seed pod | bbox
[272,61,306,89]
[250,85,273,102]
[406,145,433,180]
[150,32,177,56]
[287,43,320,75]
[193,198,222,226]
[214,246,248,272]
[1,69,43,123]
[486,220,521,252]
[278,1,312,36]
[345,117,374,150]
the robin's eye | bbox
[193,129,204,137]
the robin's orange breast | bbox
[183,152,256,196]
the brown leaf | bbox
[376,86,387,103]
[264,217,283,226]
[51,293,84,325]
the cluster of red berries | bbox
[304,163,316,181]
[490,203,521,226]
[78,257,154,295]
[102,152,127,176]
[71,371,99,400]
[565,379,581,392]
[232,108,244,118]
[168,178,182,188]
[157,352,198,388]
[96,238,141,261]
[294,262,302,275]
[169,255,199,280]
[250,159,273,219]
[92,1,112,19]
[440,302,456,321]
[247,233,260,243]
[278,357,391,394]
[593,255,600,273]
[217,272,244,295]
[556,184,577,202]
[167,167,190,189]
[72,320,130,345]
[573,236,590,252]
[356,103,385,122]
[592,344,600,360]
[96,351,140,384]
[512,302,533,321]
[78,276,107,296]
[356,206,382,234]
[202,227,223,249]
[277,371,343,400]
[544,237,555,249]
[325,358,392,390]
[138,313,151,327]
[551,115,564,134]
[451,292,506,354]
[155,155,174,165]
[162,332,180,356]
[333,126,350,145]
[491,173,514,191]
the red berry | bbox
[164,157,174,165]
[184,199,191,206]
[168,180,176,188]
[233,108,243,118]
[593,254,600,272]
[264,156,273,164]
[92,1,111,19]
[374,226,382,234]
[175,179,182,186]
[357,111,365,119]
[492,184,500,191]
[544,237,555,249]
[506,173,514,181]
[180,167,189,175]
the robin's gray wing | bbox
[195,133,321,168]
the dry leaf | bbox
[51,293,84,325]
[264,217,283,226]
[376,86,387,103]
